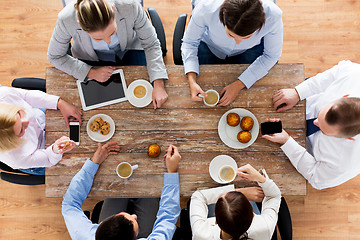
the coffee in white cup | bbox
[219,165,236,182]
[133,85,147,99]
[116,162,138,179]
[203,89,219,107]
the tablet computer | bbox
[77,69,128,111]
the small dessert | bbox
[90,121,100,132]
[148,144,161,158]
[226,113,240,126]
[94,117,104,126]
[237,131,252,143]
[62,141,70,151]
[100,123,110,135]
[240,116,254,131]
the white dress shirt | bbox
[181,0,283,88]
[280,60,360,190]
[0,86,63,169]
[190,172,281,240]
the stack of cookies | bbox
[90,117,110,135]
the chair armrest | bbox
[12,77,46,92]
[173,14,187,65]
[0,172,45,185]
[147,8,167,57]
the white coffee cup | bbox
[202,89,220,107]
[218,165,236,183]
[116,162,138,179]
[133,84,147,99]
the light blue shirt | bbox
[90,33,127,61]
[62,159,181,240]
[181,0,283,88]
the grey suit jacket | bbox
[48,0,167,82]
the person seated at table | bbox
[0,86,81,175]
[48,0,168,109]
[190,164,281,240]
[181,0,283,106]
[62,143,181,240]
[262,60,360,190]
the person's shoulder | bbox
[58,2,77,23]
[262,0,282,20]
[112,0,138,9]
[192,0,221,18]
[0,86,15,99]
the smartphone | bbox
[261,121,282,135]
[69,122,80,145]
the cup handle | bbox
[198,93,204,98]
[132,164,138,170]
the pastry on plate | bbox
[100,122,110,135]
[240,116,254,131]
[94,117,104,126]
[90,121,100,132]
[226,113,240,126]
[237,131,252,143]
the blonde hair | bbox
[75,0,114,32]
[0,104,24,152]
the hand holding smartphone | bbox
[69,122,80,145]
[261,121,282,135]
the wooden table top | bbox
[45,64,306,198]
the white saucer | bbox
[218,108,259,149]
[86,114,115,142]
[127,79,153,108]
[209,155,238,184]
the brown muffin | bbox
[237,131,252,143]
[240,116,254,131]
[227,113,240,126]
[148,144,161,158]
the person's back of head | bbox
[326,97,360,138]
[96,214,136,240]
[0,104,24,152]
[215,191,253,240]
[75,0,114,32]
[219,0,265,37]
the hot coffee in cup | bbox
[133,85,147,99]
[116,162,138,179]
[204,89,219,107]
[219,165,236,182]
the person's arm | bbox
[190,185,235,240]
[238,13,283,89]
[48,14,92,81]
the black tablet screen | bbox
[80,73,126,107]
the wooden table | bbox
[45,64,306,198]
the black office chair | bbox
[173,14,188,65]
[12,77,46,92]
[175,197,292,240]
[0,161,45,185]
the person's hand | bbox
[273,88,300,112]
[52,136,76,154]
[57,98,82,128]
[261,118,290,145]
[236,187,265,202]
[87,66,115,83]
[237,164,266,183]
[217,80,245,106]
[163,144,181,173]
[91,141,121,165]
[152,79,168,109]
[188,72,206,101]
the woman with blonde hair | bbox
[0,86,81,174]
[48,0,168,109]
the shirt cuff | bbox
[164,172,179,185]
[47,95,60,110]
[295,80,311,101]
[83,159,99,176]
[238,70,257,89]
[45,144,63,166]
[184,60,200,76]
[280,137,301,166]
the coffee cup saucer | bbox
[209,155,237,184]
[127,79,153,108]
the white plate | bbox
[209,155,238,184]
[218,108,259,149]
[127,79,153,108]
[86,114,115,142]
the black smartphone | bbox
[261,121,282,135]
[69,122,80,145]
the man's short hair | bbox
[325,97,360,138]
[96,214,136,240]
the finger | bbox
[219,88,226,97]
[273,98,285,110]
[156,98,162,108]
[272,91,283,102]
[152,98,157,110]
[172,146,180,156]
[64,117,70,128]
[192,95,204,101]
[277,104,290,112]
[199,89,207,97]
[109,151,119,155]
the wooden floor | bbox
[0,0,359,239]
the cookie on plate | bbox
[90,121,100,132]
[100,122,110,135]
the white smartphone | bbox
[69,122,80,145]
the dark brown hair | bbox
[96,214,136,240]
[325,97,360,138]
[75,0,114,32]
[219,0,265,37]
[215,191,253,240]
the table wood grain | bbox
[45,64,306,197]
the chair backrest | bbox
[0,161,45,185]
